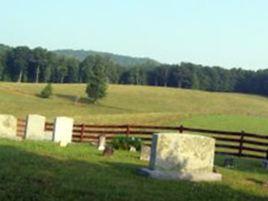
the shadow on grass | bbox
[54,93,137,112]
[53,94,85,103]
[0,145,267,201]
[95,103,138,112]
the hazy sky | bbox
[1,0,268,70]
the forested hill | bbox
[54,49,160,67]
[1,44,268,97]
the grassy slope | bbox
[1,82,268,133]
[0,83,268,200]
[0,139,267,201]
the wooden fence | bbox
[17,118,26,137]
[16,119,268,160]
[71,124,268,160]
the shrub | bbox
[111,136,142,151]
[40,83,53,98]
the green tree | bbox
[28,47,48,83]
[53,56,68,83]
[85,55,108,103]
[0,54,5,80]
[105,59,123,84]
[40,83,53,98]
[65,57,79,83]
[6,46,31,82]
[191,72,200,89]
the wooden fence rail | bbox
[71,124,268,160]
[16,118,26,138]
[15,119,268,160]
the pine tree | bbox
[40,83,53,98]
[85,56,108,103]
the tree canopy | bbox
[85,55,108,103]
[1,44,268,97]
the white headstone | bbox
[98,135,106,151]
[139,133,221,182]
[140,145,151,161]
[129,146,137,152]
[53,117,74,146]
[0,115,18,140]
[24,114,46,140]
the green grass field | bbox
[0,139,267,201]
[1,82,268,200]
[1,82,268,134]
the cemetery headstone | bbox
[0,115,19,140]
[139,133,222,182]
[224,158,235,168]
[140,145,151,161]
[24,114,46,140]
[98,135,106,151]
[103,146,114,156]
[262,160,268,170]
[129,146,136,152]
[53,117,74,146]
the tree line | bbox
[0,45,268,96]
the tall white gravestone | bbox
[24,114,46,140]
[98,135,106,151]
[53,117,74,146]
[0,114,18,140]
[139,133,222,182]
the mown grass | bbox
[0,139,267,201]
[1,82,268,200]
[181,114,268,135]
[0,82,268,134]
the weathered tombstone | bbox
[262,160,268,170]
[0,115,19,140]
[103,146,114,156]
[140,145,151,161]
[98,135,106,151]
[224,157,235,168]
[53,117,74,146]
[24,114,46,140]
[139,133,222,182]
[129,146,137,152]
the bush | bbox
[40,83,53,98]
[111,136,142,151]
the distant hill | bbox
[53,49,160,67]
[0,44,161,67]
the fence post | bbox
[238,131,245,157]
[80,123,85,142]
[17,118,26,138]
[126,124,130,137]
[179,125,183,133]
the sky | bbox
[1,0,268,70]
